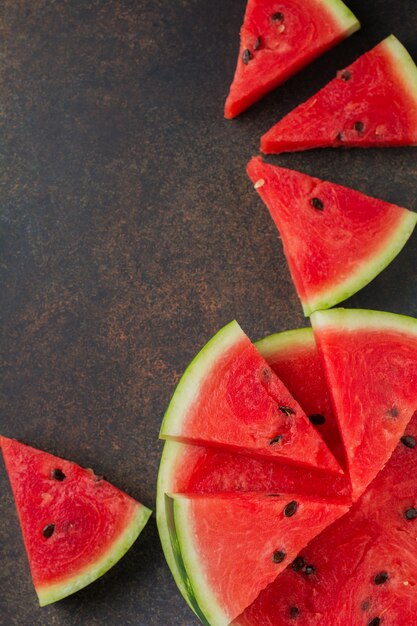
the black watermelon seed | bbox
[305,564,315,575]
[404,507,417,520]
[242,49,253,65]
[272,550,286,564]
[310,197,324,211]
[354,121,364,132]
[387,406,399,418]
[308,414,326,425]
[340,70,351,81]
[272,12,284,21]
[289,606,300,619]
[361,600,371,612]
[373,571,389,585]
[270,435,283,445]
[279,405,295,415]
[42,524,55,539]
[254,36,262,51]
[284,500,298,517]
[336,132,344,142]
[368,619,381,626]
[51,468,66,481]
[401,435,416,448]
[292,556,306,572]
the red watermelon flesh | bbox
[261,35,417,153]
[0,436,151,606]
[160,442,351,500]
[247,157,417,316]
[160,321,341,473]
[257,329,345,469]
[311,309,417,501]
[233,413,417,626]
[224,0,359,119]
[170,492,349,626]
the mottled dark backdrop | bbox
[1,1,417,624]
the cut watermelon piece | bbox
[261,35,417,153]
[160,321,340,472]
[157,327,351,615]
[0,436,151,606]
[311,308,417,500]
[247,157,417,316]
[167,492,349,626]
[234,412,417,626]
[257,328,345,468]
[224,0,360,118]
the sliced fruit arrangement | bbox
[157,327,351,613]
[224,0,360,119]
[167,492,349,626]
[233,411,417,626]
[261,35,417,153]
[311,308,417,500]
[0,436,151,606]
[158,311,417,624]
[160,320,341,472]
[247,157,417,316]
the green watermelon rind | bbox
[303,208,417,316]
[36,503,152,607]
[311,307,417,336]
[160,320,243,440]
[319,0,360,34]
[170,494,233,626]
[383,35,417,115]
[157,441,199,616]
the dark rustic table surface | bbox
[2,1,417,624]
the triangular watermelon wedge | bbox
[167,492,349,626]
[224,0,360,119]
[160,320,341,474]
[261,35,417,153]
[311,309,417,500]
[0,436,151,606]
[247,157,417,316]
[234,412,417,626]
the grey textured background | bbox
[1,1,417,624]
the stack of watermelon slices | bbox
[157,309,417,626]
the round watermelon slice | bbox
[311,308,417,500]
[157,327,351,616]
[224,0,360,119]
[0,436,151,606]
[168,492,349,626]
[247,157,417,316]
[261,35,417,153]
[233,412,417,626]
[160,320,340,472]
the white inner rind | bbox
[311,307,417,336]
[255,328,314,359]
[318,0,361,34]
[382,35,417,107]
[36,504,152,606]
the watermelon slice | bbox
[234,412,417,626]
[160,321,340,472]
[167,492,349,626]
[224,0,360,119]
[0,436,151,606]
[257,328,345,468]
[311,308,417,500]
[157,327,351,615]
[247,157,417,316]
[261,35,417,153]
